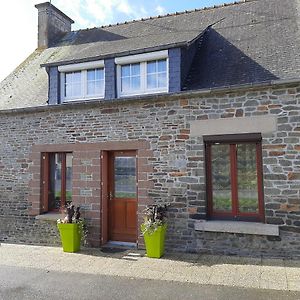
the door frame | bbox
[100,150,138,246]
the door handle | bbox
[108,191,113,200]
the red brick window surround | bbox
[204,134,264,222]
[28,141,153,246]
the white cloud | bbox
[0,0,37,81]
[83,0,147,25]
[117,0,134,15]
[54,0,95,28]
[155,5,166,15]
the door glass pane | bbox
[49,153,62,210]
[211,144,232,212]
[114,156,136,198]
[66,153,73,206]
[237,144,258,213]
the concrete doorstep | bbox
[0,243,300,292]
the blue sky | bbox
[51,0,227,30]
[0,0,228,81]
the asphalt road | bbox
[1,265,300,300]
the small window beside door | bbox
[41,152,73,212]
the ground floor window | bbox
[204,134,264,222]
[41,152,73,212]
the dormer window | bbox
[58,60,105,102]
[116,50,168,97]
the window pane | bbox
[87,69,95,81]
[65,73,72,83]
[121,65,130,77]
[237,144,259,213]
[73,71,81,83]
[49,153,62,211]
[147,61,156,74]
[157,73,167,88]
[94,80,104,95]
[121,77,130,92]
[72,83,81,97]
[114,157,136,198]
[65,72,82,98]
[131,76,140,90]
[66,153,73,206]
[95,69,104,80]
[48,153,73,211]
[131,63,140,76]
[65,84,72,98]
[211,144,232,212]
[87,82,95,95]
[147,74,156,89]
[157,59,166,72]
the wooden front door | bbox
[108,151,137,243]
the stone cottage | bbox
[1,0,300,257]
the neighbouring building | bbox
[1,0,300,257]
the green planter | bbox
[142,223,167,258]
[57,223,82,253]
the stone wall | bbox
[1,82,300,257]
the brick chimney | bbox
[35,2,74,48]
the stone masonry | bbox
[1,81,300,257]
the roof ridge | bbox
[69,0,255,34]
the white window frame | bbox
[115,50,169,97]
[58,60,105,102]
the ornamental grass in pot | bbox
[141,204,168,258]
[57,204,86,253]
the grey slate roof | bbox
[183,0,300,90]
[1,0,300,109]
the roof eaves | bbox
[40,41,188,68]
[1,77,300,116]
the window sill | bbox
[118,89,168,98]
[62,96,104,103]
[35,212,65,223]
[194,220,279,236]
